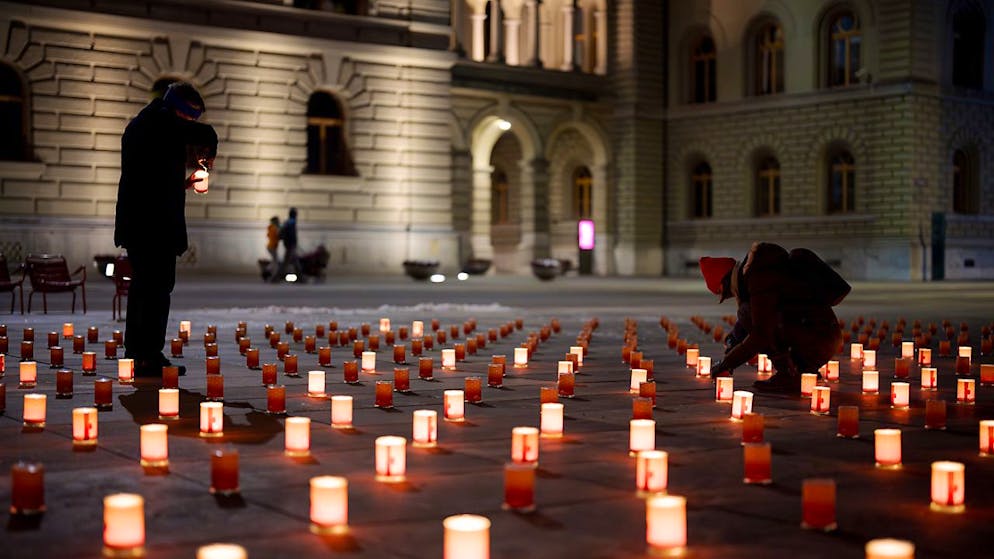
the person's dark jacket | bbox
[280,217,298,251]
[114,98,218,255]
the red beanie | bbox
[699,257,736,297]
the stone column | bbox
[451,0,465,55]
[520,157,551,260]
[560,3,574,71]
[471,165,494,258]
[525,0,542,67]
[471,13,487,61]
[504,18,521,65]
[591,163,611,274]
[594,8,607,74]
[487,2,502,62]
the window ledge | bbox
[0,160,44,180]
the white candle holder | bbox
[862,349,877,370]
[757,353,772,373]
[411,321,424,339]
[930,461,965,513]
[443,514,490,559]
[715,376,734,402]
[810,386,831,415]
[957,378,976,404]
[72,407,98,446]
[513,347,529,368]
[850,343,863,360]
[284,417,311,457]
[331,395,353,429]
[980,420,994,457]
[18,361,37,389]
[890,382,910,409]
[557,360,573,375]
[441,348,457,370]
[629,419,656,456]
[309,476,349,535]
[511,426,539,464]
[157,388,179,421]
[635,449,668,497]
[541,402,564,438]
[379,318,391,333]
[901,341,914,359]
[103,494,145,558]
[117,358,134,384]
[22,393,46,428]
[730,390,753,421]
[800,373,817,397]
[921,367,937,391]
[196,544,247,559]
[374,435,407,482]
[569,346,584,366]
[824,360,840,382]
[865,539,914,559]
[685,348,699,368]
[139,424,169,468]
[444,390,465,422]
[646,495,686,556]
[862,370,879,394]
[199,402,224,438]
[696,356,711,377]
[874,428,902,469]
[307,370,326,397]
[630,368,648,393]
[361,351,376,373]
[412,409,438,448]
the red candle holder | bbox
[639,381,657,406]
[292,328,303,343]
[467,338,478,355]
[315,324,325,338]
[269,332,281,349]
[162,366,179,389]
[632,397,653,419]
[20,340,33,361]
[205,356,220,375]
[398,326,408,341]
[418,357,433,381]
[261,363,278,386]
[203,332,216,346]
[393,367,410,393]
[284,354,299,377]
[955,356,971,375]
[488,329,498,342]
[476,333,486,349]
[284,321,295,335]
[449,325,459,339]
[352,340,364,358]
[894,358,910,379]
[277,341,290,361]
[343,360,359,384]
[82,351,97,375]
[465,377,482,403]
[360,323,370,337]
[46,331,58,349]
[170,338,183,358]
[10,462,45,515]
[49,346,64,369]
[245,348,260,370]
[423,336,434,351]
[318,346,332,367]
[801,478,837,531]
[347,327,357,341]
[304,335,316,353]
[22,327,34,342]
[87,326,99,344]
[206,374,224,401]
[742,413,764,443]
[56,369,73,398]
[436,330,446,344]
[266,385,286,415]
[238,338,251,355]
[925,399,946,430]
[103,340,117,360]
[557,372,575,398]
[630,351,643,369]
[454,343,466,362]
[938,340,951,356]
[210,449,239,495]
[836,405,859,438]
[430,319,440,331]
[72,335,85,354]
[393,344,406,364]
[328,321,338,332]
[411,338,423,356]
[368,335,380,351]
[502,462,536,512]
[375,380,393,408]
[384,331,395,346]
[205,343,218,358]
[743,442,772,484]
[487,363,503,388]
[540,386,558,404]
[94,378,113,410]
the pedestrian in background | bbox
[274,207,302,282]
[265,215,280,281]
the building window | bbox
[292,0,364,14]
[952,7,986,89]
[828,150,855,213]
[756,157,780,216]
[755,22,784,95]
[573,6,586,70]
[691,162,712,218]
[828,11,861,87]
[0,63,29,161]
[573,166,592,219]
[306,92,356,175]
[952,149,978,214]
[691,35,717,103]
[492,169,509,225]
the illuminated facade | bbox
[0,1,991,279]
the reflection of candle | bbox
[94,378,113,410]
[646,495,686,555]
[743,442,772,484]
[158,389,179,420]
[310,476,348,534]
[930,461,965,512]
[715,377,733,402]
[375,381,393,409]
[23,393,46,427]
[210,449,239,495]
[837,405,859,438]
[862,370,879,393]
[199,402,223,437]
[503,462,536,512]
[629,368,647,393]
[361,351,376,373]
[412,409,438,447]
[443,514,490,559]
[801,478,836,531]
[979,420,994,456]
[418,357,433,381]
[957,378,976,404]
[140,424,169,468]
[635,450,668,496]
[11,462,45,514]
[374,435,406,482]
[308,370,326,397]
[629,419,656,456]
[541,402,564,438]
[511,426,539,464]
[284,417,311,457]
[19,361,37,388]
[331,395,353,429]
[72,407,98,445]
[731,391,753,421]
[865,538,914,559]
[874,429,902,468]
[444,390,464,421]
[103,494,145,556]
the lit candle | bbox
[245,347,260,370]
[801,478,837,531]
[411,338,423,356]
[929,461,966,513]
[310,475,349,535]
[557,371,575,399]
[800,373,817,397]
[824,360,840,382]
[890,382,910,409]
[629,368,648,393]
[205,356,220,375]
[810,386,831,415]
[72,407,98,446]
[343,360,359,384]
[955,356,971,375]
[863,349,876,370]
[730,390,753,421]
[441,348,456,370]
[443,515,490,559]
[557,360,573,375]
[82,351,97,374]
[73,335,84,354]
[503,462,536,512]
[645,495,686,555]
[464,376,482,403]
[116,358,134,384]
[10,461,45,515]
[412,409,438,448]
[979,420,994,456]
[513,347,528,368]
[629,419,656,456]
[412,320,424,339]
[94,378,113,410]
[199,402,223,437]
[635,450,667,496]
[361,351,376,373]
[837,405,859,438]
[62,322,74,339]
[260,363,278,386]
[487,363,504,388]
[454,343,466,361]
[20,340,33,361]
[918,348,932,366]
[444,389,465,421]
[511,426,539,464]
[394,367,411,393]
[308,370,326,397]
[179,320,192,338]
[850,343,863,360]
[210,449,239,496]
[921,367,937,390]
[981,364,994,385]
[743,442,772,484]
[862,370,879,393]
[393,344,406,364]
[158,388,179,420]
[925,399,946,430]
[49,346,64,369]
[204,343,218,358]
[368,335,380,352]
[957,378,975,404]
[715,376,734,402]
[103,494,145,556]
[541,402,564,438]
[685,348,699,368]
[318,346,331,367]
[540,386,558,404]
[374,435,406,482]
[238,337,251,355]
[87,326,99,343]
[283,354,298,376]
[742,412,764,443]
[570,346,584,367]
[331,395,353,429]
[171,338,183,358]
[874,428,902,468]
[206,374,224,401]
[632,397,653,419]
[23,393,46,427]
[418,357,434,381]
[196,544,247,559]
[284,417,311,457]
[757,353,772,373]
[892,357,910,379]
[19,361,37,388]
[139,424,169,468]
[901,341,914,359]
[865,538,914,559]
[696,356,712,377]
[375,380,394,409]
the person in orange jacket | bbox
[265,216,280,280]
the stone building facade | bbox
[0,0,991,280]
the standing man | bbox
[274,207,302,282]
[115,82,218,377]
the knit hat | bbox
[163,82,205,121]
[699,257,736,301]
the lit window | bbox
[756,157,780,216]
[755,23,784,95]
[573,166,592,219]
[492,169,509,225]
[952,149,978,214]
[827,150,855,213]
[0,63,28,161]
[691,35,717,103]
[828,11,861,87]
[306,92,356,176]
[691,162,712,218]
[952,8,985,89]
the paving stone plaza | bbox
[1,275,992,558]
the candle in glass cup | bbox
[94,378,113,410]
[205,356,220,375]
[511,426,539,464]
[276,342,290,361]
[206,374,224,401]
[112,330,123,345]
[540,386,558,404]
[410,338,423,356]
[930,461,965,513]
[685,348,699,368]
[117,358,134,384]
[19,360,37,389]
[49,346,63,369]
[454,343,466,362]
[199,402,223,437]
[955,356,971,375]
[503,462,536,512]
[331,395,353,429]
[204,343,218,358]
[925,399,946,430]
[743,442,772,484]
[197,544,246,559]
[513,347,528,368]
[464,376,482,403]
[73,334,84,354]
[179,320,192,338]
[629,419,656,456]
[836,405,859,438]
[81,351,97,375]
[957,378,975,404]
[266,385,286,415]
[284,417,311,457]
[918,347,932,366]
[800,373,817,397]
[103,493,144,556]
[862,370,879,393]
[87,326,99,344]
[10,462,45,515]
[541,402,564,438]
[921,367,937,390]
[411,321,424,339]
[715,376,733,402]
[170,338,183,358]
[158,388,179,420]
[318,346,332,367]
[742,412,764,443]
[389,367,409,393]
[418,357,433,381]
[437,330,447,345]
[487,363,504,388]
[731,390,753,421]
[361,351,375,373]
[370,380,392,409]
[862,349,876,370]
[310,476,348,534]
[374,435,406,482]
[261,363,277,386]
[139,424,169,468]
[283,354,298,377]
[245,347,260,370]
[412,409,438,448]
[646,495,686,556]
[71,406,98,446]
[865,539,914,559]
[343,360,359,384]
[697,356,712,377]
[308,370,326,397]
[444,389,464,421]
[443,514,490,559]
[238,337,251,355]
[801,478,837,531]
[269,333,281,350]
[20,340,33,361]
[367,335,380,351]
[890,382,909,409]
[874,428,902,468]
[62,322,74,339]
[635,450,668,497]
[23,393,46,427]
[556,371,575,398]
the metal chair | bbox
[112,254,132,321]
[0,253,25,314]
[25,253,87,314]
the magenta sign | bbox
[578,219,595,250]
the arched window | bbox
[573,166,592,219]
[491,169,509,225]
[828,10,861,87]
[756,157,780,216]
[691,162,712,218]
[0,63,29,161]
[952,149,978,214]
[755,22,784,95]
[952,6,986,89]
[306,92,356,176]
[827,150,855,213]
[691,35,717,103]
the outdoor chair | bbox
[0,253,25,314]
[112,254,131,321]
[25,253,87,314]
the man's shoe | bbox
[753,373,801,394]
